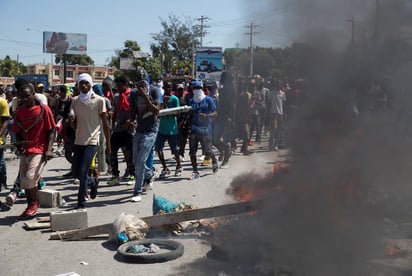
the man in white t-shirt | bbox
[34,82,48,106]
[266,80,287,151]
[69,73,111,209]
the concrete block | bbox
[50,209,88,231]
[38,189,61,208]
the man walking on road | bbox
[129,67,161,202]
[188,80,219,179]
[107,76,135,185]
[155,84,182,178]
[70,73,111,209]
[13,83,55,219]
[267,80,287,151]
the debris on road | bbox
[49,200,263,240]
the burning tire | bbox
[117,239,184,263]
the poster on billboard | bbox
[195,47,223,83]
[43,31,87,55]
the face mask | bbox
[79,91,92,105]
[193,89,205,103]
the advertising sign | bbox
[195,47,223,83]
[43,31,87,55]
[120,58,136,70]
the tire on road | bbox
[117,238,184,263]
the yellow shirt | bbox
[0,97,10,144]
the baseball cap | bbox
[191,79,203,88]
[176,83,184,89]
[36,83,44,88]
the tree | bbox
[55,54,94,65]
[109,40,162,82]
[151,14,200,75]
[0,55,26,77]
[223,48,246,70]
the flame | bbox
[235,188,255,202]
[229,162,292,202]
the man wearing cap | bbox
[129,67,161,202]
[35,82,49,106]
[188,79,219,179]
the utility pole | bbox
[235,42,240,49]
[192,36,195,78]
[244,23,259,77]
[197,16,210,47]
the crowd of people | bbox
[0,67,298,219]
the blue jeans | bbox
[133,132,157,195]
[72,144,97,207]
[145,145,154,179]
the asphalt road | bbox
[0,135,287,276]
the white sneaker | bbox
[131,195,142,202]
[190,171,200,180]
[220,161,229,169]
[146,172,156,190]
[175,167,183,176]
[159,168,171,179]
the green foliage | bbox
[111,40,143,81]
[111,40,162,82]
[151,14,200,75]
[223,44,317,81]
[0,55,27,77]
[55,54,94,65]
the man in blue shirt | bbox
[188,80,219,179]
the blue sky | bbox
[0,0,291,66]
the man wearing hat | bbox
[35,82,48,106]
[188,79,219,179]
[129,67,161,202]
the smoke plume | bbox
[175,1,412,275]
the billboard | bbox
[120,58,136,70]
[195,47,223,83]
[43,31,87,55]
[16,74,49,90]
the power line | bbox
[210,1,306,28]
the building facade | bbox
[26,63,115,86]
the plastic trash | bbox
[152,194,178,215]
[149,243,160,253]
[117,231,129,244]
[128,244,149,253]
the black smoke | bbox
[173,1,412,275]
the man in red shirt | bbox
[12,84,55,220]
